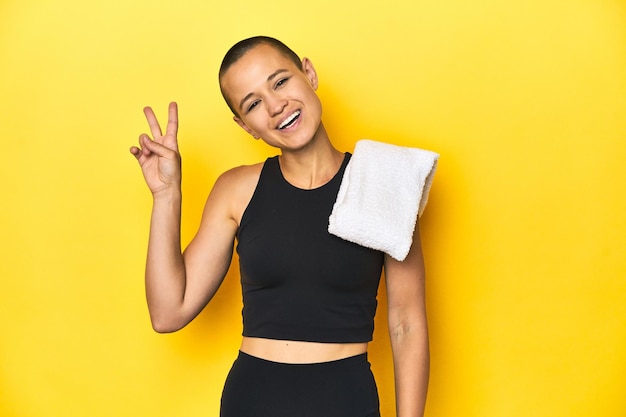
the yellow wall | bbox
[1,0,625,415]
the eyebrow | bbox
[238,69,290,112]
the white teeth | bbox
[278,111,301,129]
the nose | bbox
[267,93,288,117]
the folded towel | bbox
[328,139,439,261]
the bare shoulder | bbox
[217,162,263,186]
[210,162,264,224]
[214,162,264,198]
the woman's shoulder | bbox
[216,161,265,189]
[210,161,266,220]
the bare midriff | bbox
[240,337,368,364]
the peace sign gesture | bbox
[130,102,181,196]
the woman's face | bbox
[220,43,323,152]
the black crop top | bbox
[236,154,384,343]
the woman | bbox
[130,36,429,417]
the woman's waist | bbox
[240,336,368,364]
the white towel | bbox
[328,139,439,261]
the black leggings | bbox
[220,351,380,417]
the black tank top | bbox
[236,154,384,343]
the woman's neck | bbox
[278,124,344,190]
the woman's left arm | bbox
[384,220,430,417]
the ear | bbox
[301,57,319,90]
[233,116,259,139]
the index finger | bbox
[165,102,178,138]
[143,106,163,139]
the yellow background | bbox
[1,0,625,415]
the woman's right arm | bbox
[130,102,239,333]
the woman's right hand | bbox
[130,102,182,196]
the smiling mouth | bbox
[278,110,301,130]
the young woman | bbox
[130,36,429,417]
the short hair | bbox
[218,36,303,116]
